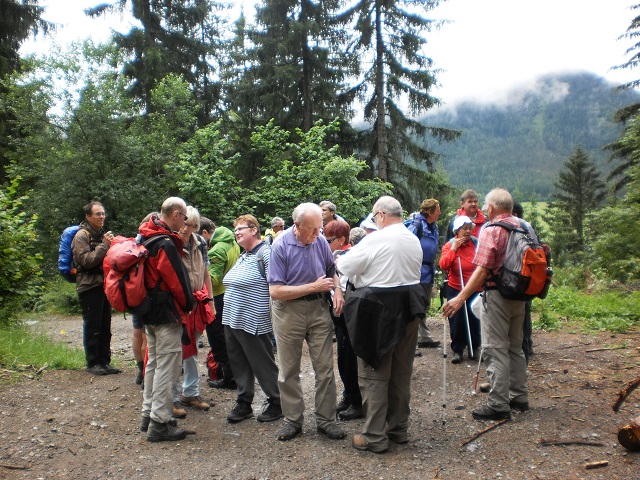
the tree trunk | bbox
[374,0,387,182]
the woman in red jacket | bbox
[439,215,482,364]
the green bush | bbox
[0,179,43,327]
[32,278,81,315]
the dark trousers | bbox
[224,326,280,405]
[205,294,234,380]
[447,286,481,355]
[335,318,361,407]
[78,286,112,368]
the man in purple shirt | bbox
[268,203,345,442]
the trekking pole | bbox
[442,314,447,428]
[457,256,473,359]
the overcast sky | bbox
[22,0,636,107]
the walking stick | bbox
[457,256,474,359]
[442,314,447,428]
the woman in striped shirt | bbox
[222,214,283,424]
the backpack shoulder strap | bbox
[255,244,267,278]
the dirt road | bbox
[0,314,638,479]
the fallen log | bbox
[586,346,627,353]
[538,439,605,447]
[460,418,509,447]
[618,418,640,452]
[611,376,640,412]
[0,463,30,470]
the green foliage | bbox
[0,178,43,326]
[252,119,393,224]
[0,325,85,374]
[8,63,200,271]
[591,162,640,282]
[168,119,251,227]
[532,301,562,331]
[538,284,640,333]
[31,278,81,316]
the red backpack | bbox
[103,236,164,314]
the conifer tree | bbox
[87,0,226,122]
[550,146,606,257]
[227,0,354,133]
[336,0,459,203]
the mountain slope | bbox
[424,72,640,198]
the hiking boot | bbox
[257,402,283,423]
[510,399,530,412]
[146,419,187,442]
[101,363,122,374]
[352,434,388,453]
[338,405,364,421]
[317,422,346,440]
[336,397,351,413]
[180,395,210,411]
[472,404,510,421]
[86,365,108,376]
[135,369,144,385]
[277,423,302,441]
[172,403,187,419]
[451,352,463,364]
[227,401,253,423]
[140,416,178,432]
[417,339,441,348]
[208,378,237,390]
[479,382,490,393]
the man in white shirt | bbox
[337,196,426,453]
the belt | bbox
[292,292,325,302]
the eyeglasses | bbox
[93,212,106,217]
[372,211,385,220]
[326,237,337,244]
[234,226,254,234]
[177,211,188,221]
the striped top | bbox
[222,243,272,335]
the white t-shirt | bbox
[336,222,422,289]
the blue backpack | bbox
[403,217,423,238]
[58,225,81,282]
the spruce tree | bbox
[336,0,459,205]
[551,146,606,257]
[227,0,354,133]
[87,0,226,123]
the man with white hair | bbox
[268,203,346,442]
[338,196,428,453]
[138,197,194,442]
[443,188,528,421]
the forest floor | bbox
[0,314,639,480]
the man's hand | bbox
[442,296,464,318]
[332,289,344,316]
[313,276,335,292]
[104,231,114,246]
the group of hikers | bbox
[69,187,540,452]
